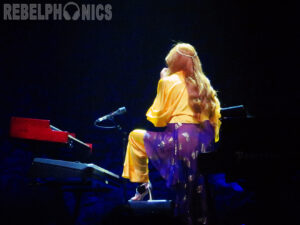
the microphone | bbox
[96,107,126,122]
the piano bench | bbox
[128,200,173,216]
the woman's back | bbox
[146,70,220,142]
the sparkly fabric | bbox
[144,121,215,224]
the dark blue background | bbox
[0,0,299,225]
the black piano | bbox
[30,157,121,189]
[206,106,300,225]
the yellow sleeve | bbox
[146,78,172,127]
[211,100,221,142]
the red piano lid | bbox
[10,117,92,150]
[10,116,69,143]
[10,116,51,127]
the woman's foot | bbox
[129,182,152,201]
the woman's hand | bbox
[160,67,169,79]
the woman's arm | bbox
[160,67,170,79]
[146,73,172,127]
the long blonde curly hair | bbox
[165,43,221,124]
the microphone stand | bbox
[111,118,128,204]
[95,117,128,203]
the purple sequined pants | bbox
[144,121,215,225]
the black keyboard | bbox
[30,158,121,188]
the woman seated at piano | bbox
[122,43,221,225]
